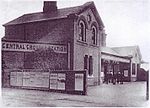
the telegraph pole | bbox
[146,70,149,100]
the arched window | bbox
[79,20,86,42]
[92,26,97,45]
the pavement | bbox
[1,81,150,107]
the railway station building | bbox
[2,1,142,88]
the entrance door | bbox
[104,65,108,83]
[89,56,93,76]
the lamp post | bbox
[146,70,149,100]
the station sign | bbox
[2,41,67,53]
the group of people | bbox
[103,71,124,84]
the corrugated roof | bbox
[3,1,104,27]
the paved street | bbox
[1,81,150,107]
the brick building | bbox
[2,1,142,88]
[2,1,106,87]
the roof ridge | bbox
[111,45,139,49]
[23,12,43,16]
[101,47,120,55]
[22,2,85,16]
[3,1,103,26]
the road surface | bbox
[1,81,150,107]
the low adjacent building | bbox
[101,46,142,82]
[101,47,131,82]
[112,46,142,81]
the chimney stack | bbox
[43,1,57,13]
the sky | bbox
[0,0,150,68]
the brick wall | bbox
[73,8,103,85]
[2,18,74,85]
[4,18,74,44]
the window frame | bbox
[78,20,86,42]
[89,56,93,76]
[91,25,97,45]
[132,63,136,75]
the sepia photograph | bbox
[0,0,150,107]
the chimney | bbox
[43,1,57,13]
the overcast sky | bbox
[0,0,150,66]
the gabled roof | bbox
[112,45,142,59]
[101,47,120,56]
[101,47,131,63]
[4,1,104,27]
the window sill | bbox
[89,44,99,48]
[132,74,136,76]
[87,75,94,78]
[76,40,88,46]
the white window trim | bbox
[78,20,86,42]
[91,26,97,45]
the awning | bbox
[101,54,130,63]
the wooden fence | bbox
[9,69,87,95]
